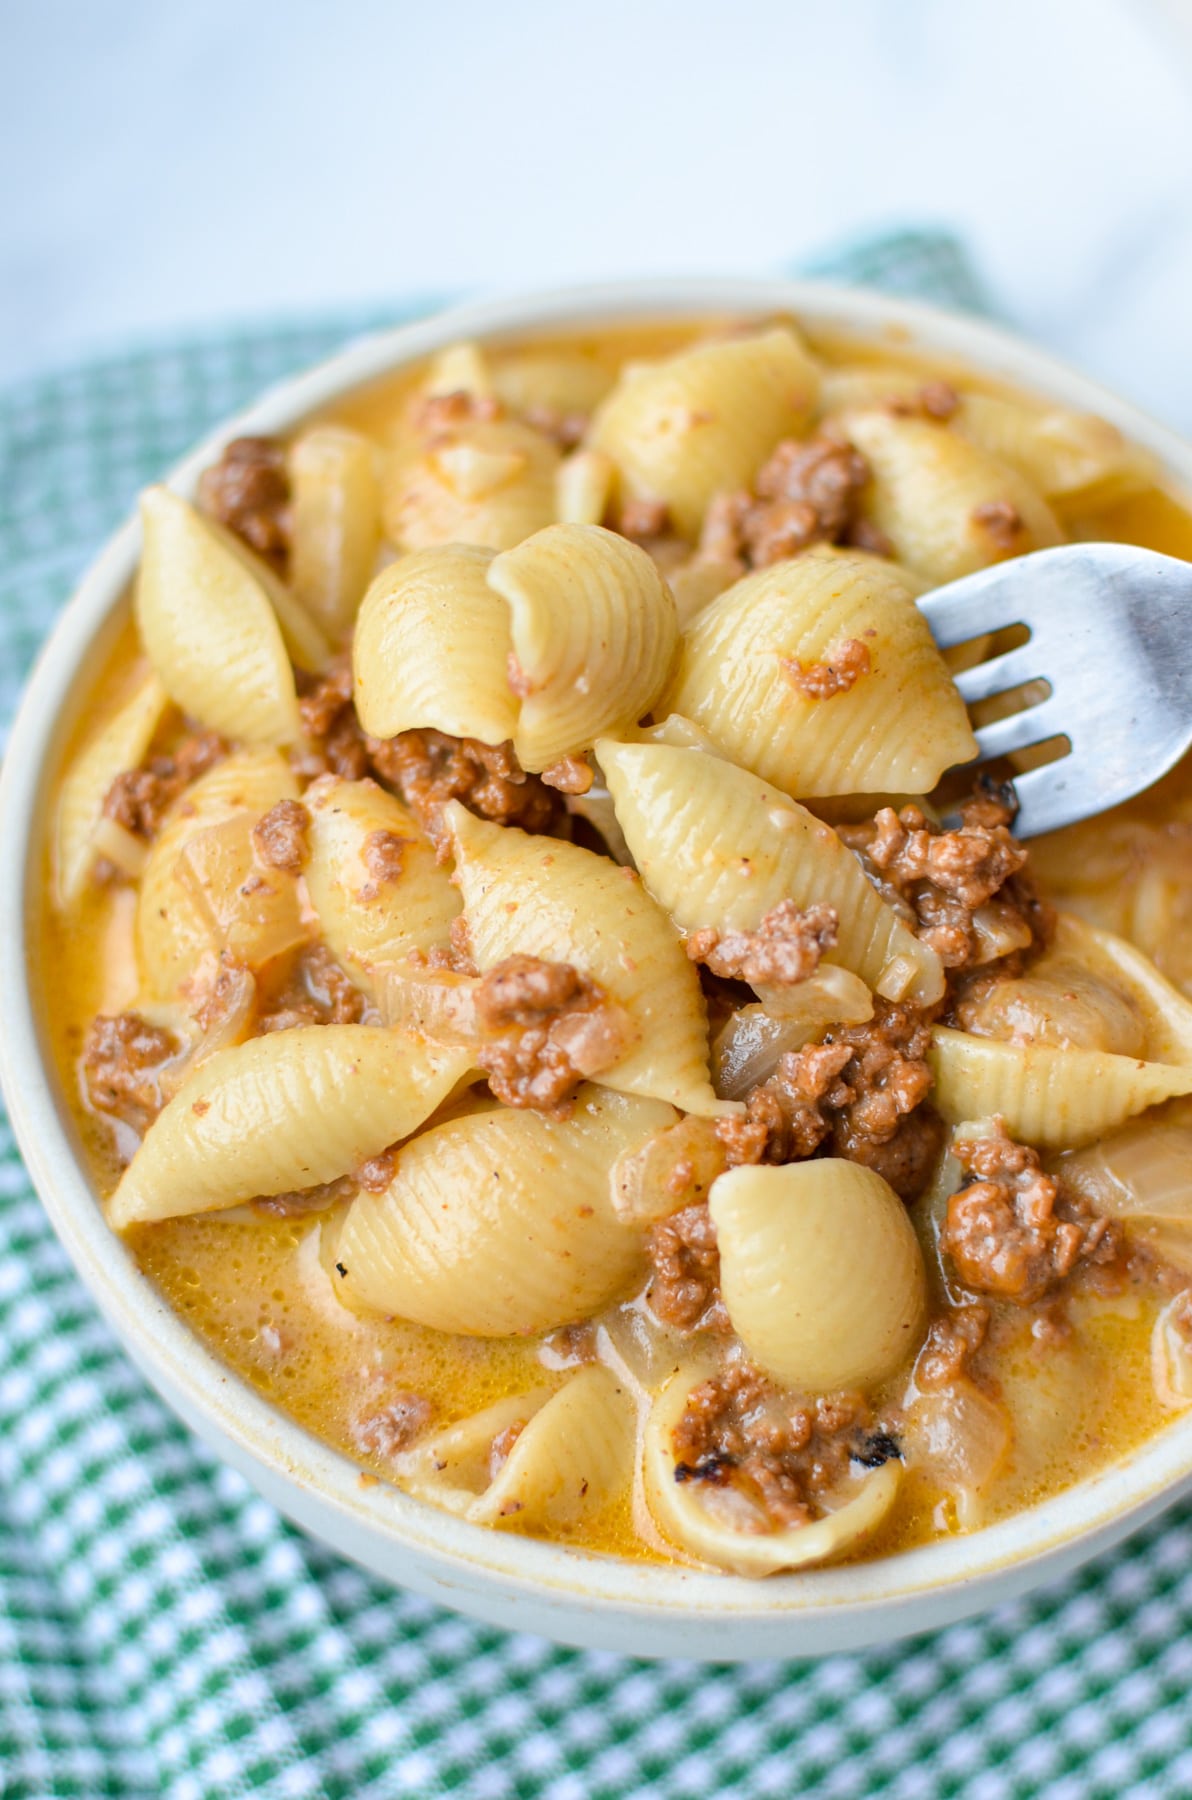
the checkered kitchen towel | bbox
[2,230,1191,1800]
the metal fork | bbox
[920,543,1192,838]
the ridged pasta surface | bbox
[597,741,944,1006]
[929,1027,1192,1147]
[488,524,678,770]
[135,488,302,744]
[334,1087,673,1334]
[843,411,1064,585]
[352,545,517,744]
[304,776,460,985]
[446,802,727,1112]
[589,327,821,538]
[107,1027,474,1228]
[288,425,382,638]
[662,548,976,796]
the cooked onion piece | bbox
[333,1087,673,1334]
[589,326,821,538]
[712,971,873,1101]
[446,801,727,1115]
[106,1027,473,1228]
[487,523,678,772]
[1060,1121,1192,1271]
[642,1363,901,1575]
[612,1114,728,1225]
[902,1379,1011,1530]
[709,1161,927,1390]
[597,740,944,1006]
[662,548,976,798]
[1151,1295,1192,1409]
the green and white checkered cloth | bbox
[2,231,1191,1800]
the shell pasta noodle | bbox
[41,307,1192,1582]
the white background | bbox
[4,0,1192,425]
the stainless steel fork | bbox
[920,543,1192,838]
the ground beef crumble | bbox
[369,728,564,859]
[671,1363,885,1530]
[714,1001,943,1200]
[415,389,502,440]
[103,729,226,841]
[914,1304,990,1390]
[839,792,1048,974]
[351,1392,434,1460]
[258,944,367,1032]
[686,900,838,988]
[197,436,291,572]
[82,1012,179,1134]
[942,1122,1120,1304]
[646,1202,727,1332]
[972,500,1025,549]
[471,954,628,1112]
[782,638,872,700]
[252,799,310,874]
[698,433,873,569]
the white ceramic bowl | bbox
[4,279,1192,1660]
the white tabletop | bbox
[4,0,1192,427]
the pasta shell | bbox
[1151,1295,1192,1409]
[589,326,821,539]
[642,1363,901,1574]
[708,1161,927,1389]
[596,740,945,1006]
[393,1391,555,1516]
[843,411,1064,585]
[488,524,679,770]
[446,801,728,1113]
[333,1086,674,1334]
[662,548,976,797]
[383,419,560,551]
[928,1027,1192,1147]
[136,487,302,744]
[135,749,300,999]
[555,449,616,526]
[303,776,460,987]
[53,665,170,907]
[469,1367,633,1529]
[491,349,614,420]
[956,394,1152,516]
[288,425,382,638]
[352,545,517,744]
[106,1026,473,1228]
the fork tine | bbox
[999,760,1076,840]
[973,699,1066,762]
[951,645,1044,707]
[917,569,1031,649]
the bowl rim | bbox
[5,273,1192,1641]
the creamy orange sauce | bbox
[39,318,1192,1571]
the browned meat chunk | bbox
[781,638,872,700]
[197,436,291,571]
[82,1012,178,1134]
[540,754,594,795]
[915,1304,990,1390]
[415,389,502,440]
[258,944,367,1032]
[618,497,672,542]
[351,1393,434,1459]
[368,727,563,859]
[103,729,226,840]
[671,1362,883,1529]
[521,403,588,450]
[699,434,872,569]
[471,954,629,1112]
[360,830,407,894]
[715,1001,941,1200]
[646,1201,726,1332]
[942,1122,1120,1304]
[293,658,370,782]
[839,793,1048,974]
[972,500,1024,549]
[686,901,837,988]
[252,799,311,874]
